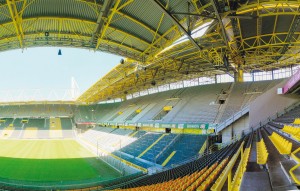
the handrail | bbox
[291,147,300,163]
[215,105,250,133]
[210,141,245,191]
[198,139,207,154]
[289,164,300,185]
[231,146,251,190]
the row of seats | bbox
[192,158,228,191]
[257,139,269,165]
[113,158,230,191]
[293,118,300,124]
[282,125,300,141]
[156,134,206,166]
[261,123,300,189]
[0,105,73,118]
[269,132,292,155]
[257,129,269,165]
[274,105,300,123]
[112,138,243,190]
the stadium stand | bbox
[71,80,282,125]
[1,0,300,190]
[0,104,73,118]
[218,80,282,123]
[0,118,74,139]
[109,137,246,191]
[156,134,207,167]
[79,127,136,152]
[78,126,209,170]
[239,104,300,190]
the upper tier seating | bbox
[72,80,281,124]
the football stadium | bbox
[0,0,299,191]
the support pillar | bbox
[234,66,244,82]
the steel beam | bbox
[6,0,25,48]
[95,0,121,50]
[210,0,229,49]
[90,0,115,48]
[151,0,204,51]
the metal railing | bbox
[215,105,250,133]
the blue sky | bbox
[0,47,122,95]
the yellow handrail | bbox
[210,142,245,191]
[198,139,207,154]
[291,147,300,163]
[289,164,300,185]
[231,146,251,191]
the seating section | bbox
[274,105,300,123]
[282,125,300,141]
[120,133,163,157]
[269,132,292,155]
[49,118,63,138]
[111,128,133,136]
[71,80,282,124]
[80,127,136,152]
[0,104,73,118]
[140,134,177,162]
[131,131,146,138]
[106,104,299,191]
[0,80,283,127]
[218,80,281,123]
[112,139,243,190]
[294,118,300,124]
[79,126,208,170]
[156,134,207,166]
[60,118,74,138]
[0,118,74,139]
[256,129,269,165]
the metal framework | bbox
[0,0,299,103]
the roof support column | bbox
[6,0,25,49]
[234,66,244,82]
[90,0,115,49]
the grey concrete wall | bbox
[222,114,249,143]
[249,79,299,128]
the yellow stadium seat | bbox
[269,132,292,155]
[257,139,269,164]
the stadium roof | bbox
[0,0,300,103]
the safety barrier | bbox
[210,142,245,191]
[291,147,300,163]
[186,163,218,190]
[289,164,300,185]
[231,146,251,191]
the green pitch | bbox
[0,139,121,182]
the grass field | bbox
[0,139,121,182]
